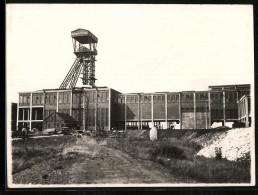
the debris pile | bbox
[196,127,252,161]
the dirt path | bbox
[13,136,185,184]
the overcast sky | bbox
[7,4,254,104]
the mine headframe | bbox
[59,29,98,89]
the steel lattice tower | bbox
[59,29,98,89]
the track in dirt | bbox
[12,136,188,184]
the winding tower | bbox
[59,29,98,89]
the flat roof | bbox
[209,84,250,88]
[71,29,98,44]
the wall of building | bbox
[126,95,139,121]
[141,95,152,120]
[167,93,179,120]
[238,95,251,127]
[84,89,110,130]
[11,103,17,131]
[16,84,251,131]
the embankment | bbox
[124,127,252,161]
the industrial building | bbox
[15,29,251,131]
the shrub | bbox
[12,135,77,174]
[106,137,251,183]
[215,147,222,161]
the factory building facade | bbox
[16,84,251,131]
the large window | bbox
[102,92,105,103]
[67,93,70,103]
[157,96,161,102]
[64,93,68,103]
[59,93,63,103]
[45,95,48,104]
[171,95,175,102]
[167,95,171,103]
[19,96,23,104]
[36,95,40,104]
[106,92,109,102]
[161,95,165,102]
[24,96,27,104]
[131,96,134,103]
[144,96,148,103]
[105,108,109,126]
[73,94,77,104]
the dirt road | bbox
[13,136,184,184]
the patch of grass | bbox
[12,136,77,174]
[107,137,250,183]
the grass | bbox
[12,136,77,174]
[107,137,251,183]
[12,133,251,183]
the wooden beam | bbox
[165,93,168,129]
[125,94,127,130]
[109,89,111,131]
[194,92,196,129]
[29,93,32,130]
[208,92,211,129]
[151,94,154,127]
[179,93,182,129]
[223,91,226,125]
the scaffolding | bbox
[59,29,98,89]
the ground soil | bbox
[12,136,189,184]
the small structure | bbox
[150,126,158,141]
[11,103,17,131]
[238,95,251,127]
[43,112,78,132]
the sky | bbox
[6,4,254,104]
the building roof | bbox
[44,112,77,122]
[56,112,77,122]
[71,29,98,44]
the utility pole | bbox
[206,100,208,129]
[141,102,143,129]
[54,111,57,134]
[95,87,100,133]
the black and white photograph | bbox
[6,4,255,188]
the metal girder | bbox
[59,58,83,89]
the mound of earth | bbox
[196,127,252,161]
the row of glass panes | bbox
[88,91,109,103]
[19,95,30,104]
[18,108,30,120]
[210,92,238,102]
[32,94,44,105]
[59,93,71,104]
[181,107,209,112]
[40,91,110,105]
[87,108,109,126]
[210,109,238,117]
[45,94,57,104]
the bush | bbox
[215,147,222,161]
[106,137,251,183]
[12,135,77,174]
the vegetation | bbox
[12,136,77,174]
[12,132,251,183]
[107,137,251,183]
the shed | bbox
[43,112,78,131]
